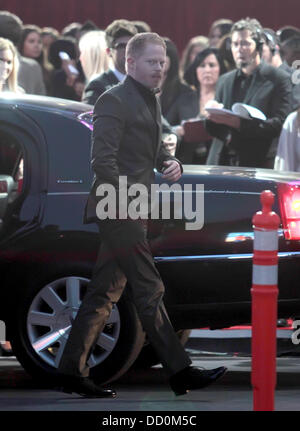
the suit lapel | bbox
[155,96,162,156]
[124,77,159,145]
[224,71,237,108]
[107,70,120,86]
[244,64,267,105]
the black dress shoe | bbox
[58,375,116,398]
[170,366,227,396]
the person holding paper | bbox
[205,18,292,168]
[179,47,226,163]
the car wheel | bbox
[10,272,145,385]
[133,329,192,369]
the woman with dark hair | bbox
[160,38,198,126]
[179,47,226,163]
[184,47,226,116]
[19,25,53,94]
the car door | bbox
[0,104,47,319]
[148,167,273,328]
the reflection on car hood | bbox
[182,165,300,183]
[0,93,92,117]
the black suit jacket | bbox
[82,70,119,105]
[84,76,181,223]
[206,62,292,167]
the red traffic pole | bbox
[251,190,280,411]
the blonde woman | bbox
[79,30,110,84]
[274,109,300,172]
[0,37,23,93]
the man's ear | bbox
[126,56,135,72]
[106,47,112,58]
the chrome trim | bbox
[154,251,300,262]
[56,180,83,184]
[225,230,284,242]
[47,192,89,195]
[203,190,261,195]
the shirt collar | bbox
[127,75,159,97]
[236,62,262,79]
[111,68,126,83]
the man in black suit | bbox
[206,18,292,168]
[82,19,137,105]
[262,28,300,111]
[82,19,177,153]
[58,32,227,398]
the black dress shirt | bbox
[232,65,261,104]
[127,75,159,121]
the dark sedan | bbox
[0,93,300,384]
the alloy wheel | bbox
[26,276,120,368]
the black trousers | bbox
[58,218,191,378]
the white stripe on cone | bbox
[252,265,278,285]
[254,230,278,251]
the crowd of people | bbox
[1,10,300,175]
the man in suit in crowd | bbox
[0,11,46,95]
[82,19,178,155]
[206,18,292,168]
[262,28,300,111]
[261,28,300,166]
[57,32,227,398]
[82,19,137,105]
[280,35,300,67]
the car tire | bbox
[10,268,145,385]
[133,329,192,369]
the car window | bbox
[0,131,25,233]
[0,135,23,179]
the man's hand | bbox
[162,160,182,182]
[207,112,241,129]
[205,100,224,110]
[172,125,185,137]
[204,100,241,129]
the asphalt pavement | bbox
[1,351,300,412]
[1,328,300,429]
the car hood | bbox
[181,165,300,184]
[0,93,92,118]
